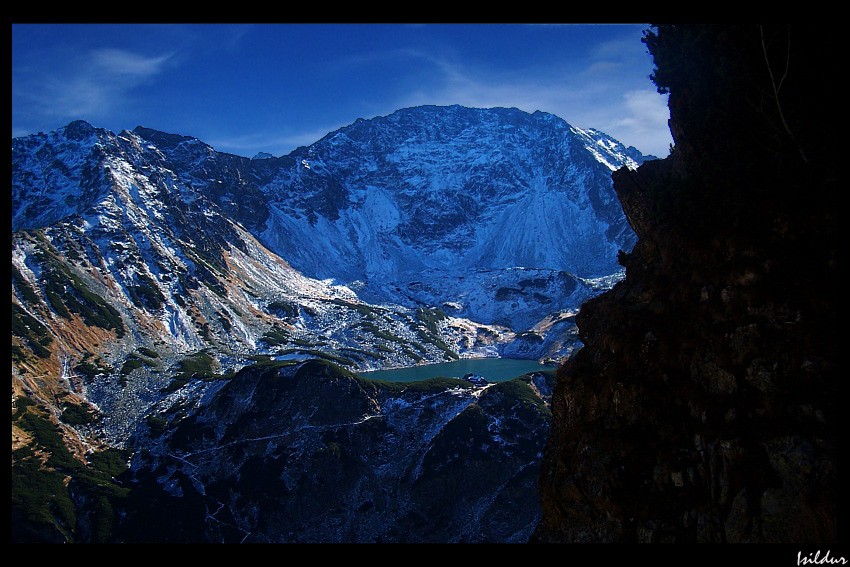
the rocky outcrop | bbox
[535,25,838,543]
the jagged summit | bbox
[61,119,99,139]
[12,121,117,232]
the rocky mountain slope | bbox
[11,106,649,440]
[534,24,838,544]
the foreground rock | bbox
[535,24,838,543]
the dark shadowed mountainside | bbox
[534,24,839,543]
[119,360,555,543]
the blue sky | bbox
[11,23,673,157]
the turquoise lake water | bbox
[359,358,557,383]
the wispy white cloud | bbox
[91,48,174,76]
[582,60,624,75]
[604,89,671,156]
[364,43,671,156]
[13,46,176,125]
[379,50,582,112]
[613,89,670,131]
[589,35,646,60]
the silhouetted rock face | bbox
[534,24,838,543]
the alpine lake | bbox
[359,357,557,383]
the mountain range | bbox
[11,105,651,542]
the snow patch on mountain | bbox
[570,126,643,172]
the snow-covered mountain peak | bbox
[11,122,121,232]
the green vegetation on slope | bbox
[74,354,113,379]
[12,405,130,543]
[127,272,166,312]
[12,264,42,305]
[160,350,220,393]
[12,303,53,361]
[31,233,125,337]
[414,307,458,361]
[59,402,96,426]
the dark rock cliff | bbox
[534,24,838,543]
